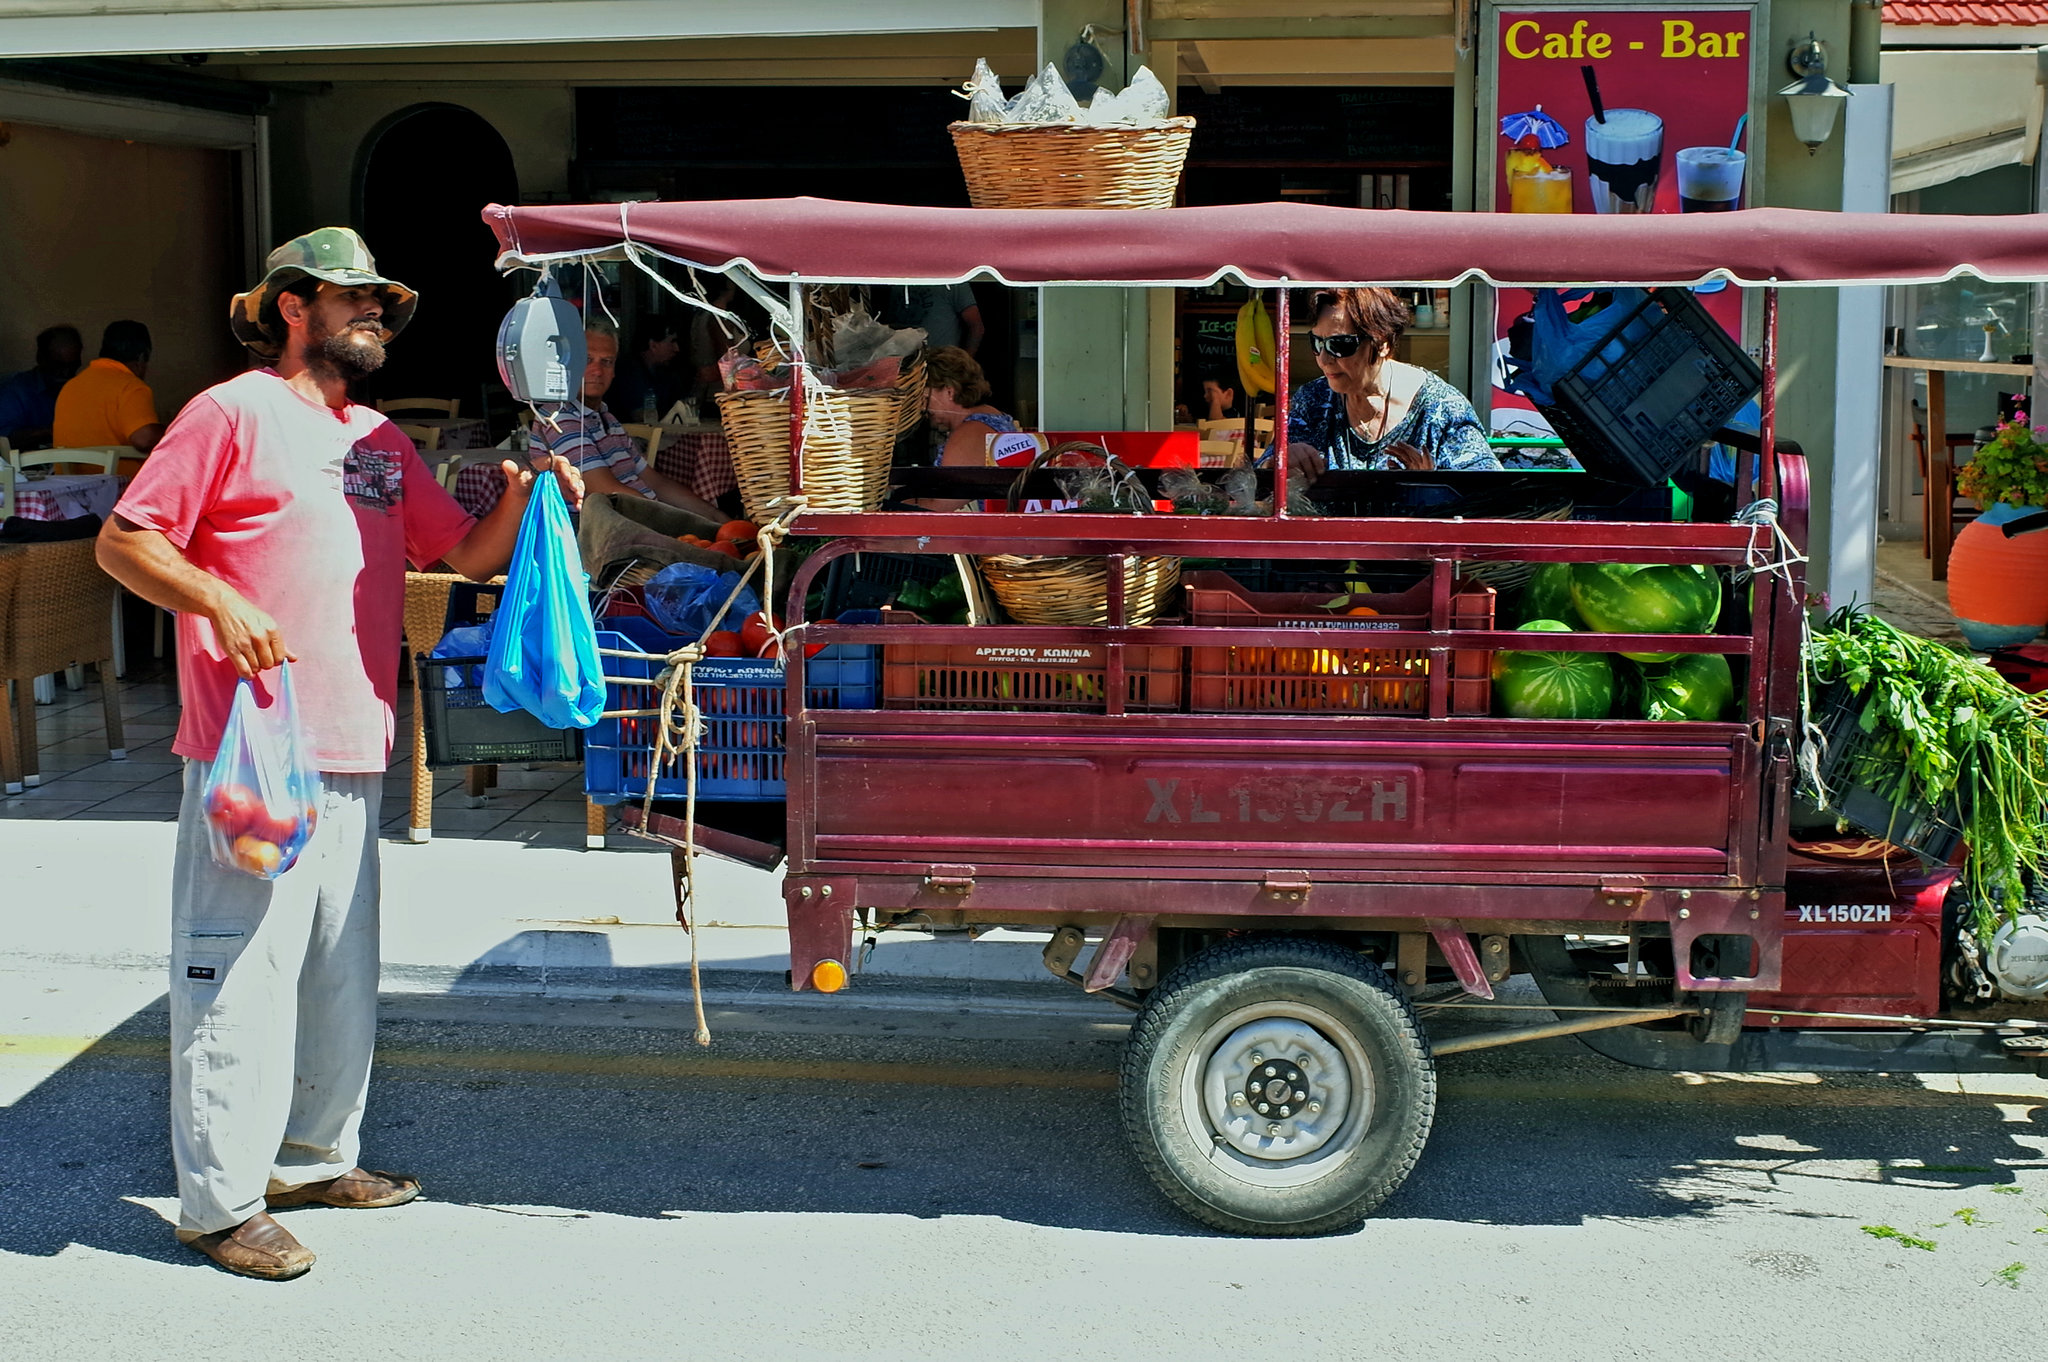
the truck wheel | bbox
[1120,937,1435,1236]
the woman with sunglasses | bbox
[1287,288,1498,482]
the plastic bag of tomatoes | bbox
[200,662,322,880]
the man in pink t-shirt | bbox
[96,228,582,1281]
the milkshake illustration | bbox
[1676,146,1746,212]
[1584,109,1663,214]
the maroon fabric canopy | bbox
[485,198,2048,288]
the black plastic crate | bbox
[1804,682,1963,864]
[818,551,951,617]
[414,581,584,769]
[1541,288,1762,487]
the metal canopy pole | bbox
[788,278,805,502]
[1758,286,1779,507]
[1272,282,1291,519]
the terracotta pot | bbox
[1948,502,2048,649]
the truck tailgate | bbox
[802,711,1753,882]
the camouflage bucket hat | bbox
[229,227,418,359]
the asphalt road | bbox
[3,984,2046,1361]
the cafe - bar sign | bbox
[1493,8,1756,217]
[1485,7,1757,433]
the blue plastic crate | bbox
[585,615,878,804]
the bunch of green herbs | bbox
[1805,607,2048,936]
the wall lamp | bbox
[1781,32,1851,154]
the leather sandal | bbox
[177,1212,316,1281]
[266,1167,422,1210]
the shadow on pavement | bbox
[4,977,2042,1260]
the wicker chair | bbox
[0,539,124,792]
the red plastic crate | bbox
[884,636,1182,712]
[1184,571,1493,715]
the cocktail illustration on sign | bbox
[1500,104,1573,213]
[1581,65,1661,214]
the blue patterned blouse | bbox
[1287,371,1501,472]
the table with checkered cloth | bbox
[452,460,509,519]
[9,472,120,523]
[452,427,736,520]
[652,428,737,504]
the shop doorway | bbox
[356,103,519,425]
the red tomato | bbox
[703,631,743,658]
[206,783,260,837]
[739,611,779,658]
[250,806,299,848]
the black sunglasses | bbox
[1309,332,1367,359]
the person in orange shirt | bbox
[54,320,165,473]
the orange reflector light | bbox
[811,959,848,993]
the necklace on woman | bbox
[1350,385,1392,444]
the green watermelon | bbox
[1630,653,1735,722]
[1516,562,1584,629]
[1492,620,1614,719]
[1569,563,1722,663]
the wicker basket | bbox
[715,386,900,520]
[949,118,1195,210]
[751,345,923,438]
[978,553,1181,626]
[893,351,927,437]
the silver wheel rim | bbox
[1178,1001,1375,1189]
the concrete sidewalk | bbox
[0,667,1080,1010]
[1,816,1078,1010]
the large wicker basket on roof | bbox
[715,386,901,521]
[949,117,1194,210]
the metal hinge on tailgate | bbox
[1262,870,1313,903]
[1598,882,1650,913]
[923,865,976,896]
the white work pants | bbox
[168,761,383,1235]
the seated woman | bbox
[1287,288,1499,482]
[916,345,1020,512]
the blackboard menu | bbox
[1186,313,1239,384]
[1180,88,1454,164]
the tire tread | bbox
[1119,936,1436,1236]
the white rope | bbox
[600,498,811,1043]
[1737,497,1829,803]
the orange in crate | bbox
[1184,571,1493,715]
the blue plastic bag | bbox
[200,662,321,880]
[483,473,605,729]
[642,561,760,638]
[1502,288,1652,407]
[430,619,494,689]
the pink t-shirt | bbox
[115,369,475,773]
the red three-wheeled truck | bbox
[486,199,2048,1235]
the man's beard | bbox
[304,314,387,380]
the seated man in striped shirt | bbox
[532,319,727,521]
